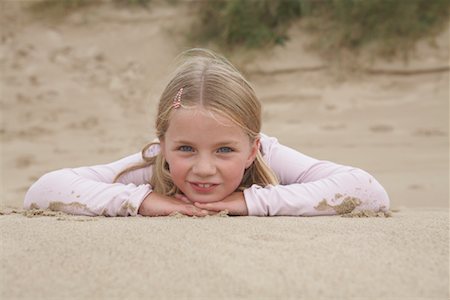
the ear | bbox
[159,138,166,159]
[245,138,260,169]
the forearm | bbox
[244,168,390,216]
[137,192,159,216]
[24,168,151,216]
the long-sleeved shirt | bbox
[23,134,390,217]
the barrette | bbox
[173,87,184,109]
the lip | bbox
[189,182,219,193]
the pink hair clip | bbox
[173,87,184,109]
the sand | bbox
[0,1,449,299]
[1,209,448,299]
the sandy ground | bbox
[1,208,449,299]
[0,1,449,299]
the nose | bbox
[192,155,216,177]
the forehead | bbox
[166,108,248,143]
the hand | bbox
[138,192,215,217]
[192,192,249,216]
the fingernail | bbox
[202,210,207,214]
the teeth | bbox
[198,183,212,188]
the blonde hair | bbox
[115,48,278,195]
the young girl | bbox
[24,49,390,217]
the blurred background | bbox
[1,0,449,210]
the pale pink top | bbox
[24,134,390,217]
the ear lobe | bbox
[159,139,166,158]
[245,138,260,169]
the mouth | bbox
[189,182,219,193]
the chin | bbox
[186,193,227,204]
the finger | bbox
[192,205,218,216]
[183,205,215,217]
[174,194,191,204]
[194,209,214,217]
[194,201,224,212]
[194,202,235,216]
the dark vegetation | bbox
[28,0,450,58]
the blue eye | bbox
[217,147,233,153]
[179,145,193,152]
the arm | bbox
[24,152,215,217]
[243,135,390,216]
[24,153,152,217]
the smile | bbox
[189,182,219,193]
[198,183,212,188]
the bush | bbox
[27,0,449,57]
[302,0,450,57]
[191,0,303,49]
[192,0,449,56]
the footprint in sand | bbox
[12,44,36,67]
[408,184,425,190]
[321,123,347,131]
[16,126,54,139]
[16,93,32,104]
[15,47,29,59]
[29,75,40,86]
[369,124,394,133]
[49,46,74,67]
[15,154,35,168]
[66,116,99,130]
[324,104,337,111]
[53,147,69,154]
[413,128,446,137]
[36,90,59,102]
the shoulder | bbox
[259,133,279,155]
[258,133,321,182]
[259,133,299,169]
[259,133,313,162]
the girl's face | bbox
[160,107,259,203]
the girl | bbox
[24,49,390,217]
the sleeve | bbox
[243,134,390,216]
[23,152,154,217]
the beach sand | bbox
[1,208,448,299]
[0,2,449,299]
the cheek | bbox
[167,157,186,177]
[166,156,190,181]
[222,160,247,184]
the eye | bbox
[178,145,194,152]
[217,147,233,153]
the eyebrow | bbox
[173,140,240,147]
